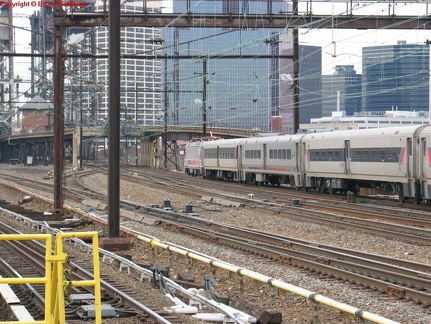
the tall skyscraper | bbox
[362,41,429,113]
[298,45,322,124]
[162,0,295,133]
[94,2,163,126]
[322,65,362,117]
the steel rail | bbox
[178,225,431,295]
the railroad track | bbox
[1,164,431,322]
[0,218,190,323]
[108,165,431,227]
[120,204,431,306]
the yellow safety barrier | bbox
[137,234,400,324]
[0,232,102,324]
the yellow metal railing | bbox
[0,232,102,324]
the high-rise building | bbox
[322,65,362,117]
[298,45,322,124]
[94,2,163,126]
[362,41,429,113]
[29,1,164,127]
[162,0,295,133]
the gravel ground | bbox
[1,164,431,323]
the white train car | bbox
[184,139,204,176]
[302,126,427,200]
[415,125,431,202]
[239,134,305,186]
[201,138,243,180]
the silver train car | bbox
[301,126,428,201]
[184,125,431,202]
[183,139,204,176]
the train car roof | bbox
[302,125,430,140]
[201,137,244,147]
[238,134,304,144]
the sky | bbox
[301,28,431,75]
[9,2,431,83]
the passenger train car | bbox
[184,125,431,203]
[183,139,204,176]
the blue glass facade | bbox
[362,43,429,112]
[162,0,292,132]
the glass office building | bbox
[362,41,429,113]
[162,0,293,132]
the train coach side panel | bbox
[264,136,302,174]
[302,133,346,177]
[347,133,409,182]
[239,137,264,174]
[303,128,414,183]
[202,139,240,170]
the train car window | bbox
[334,151,340,160]
[258,150,262,159]
[321,151,327,159]
[287,150,291,159]
[354,150,362,160]
[327,151,333,160]
[407,139,412,156]
[349,147,400,162]
[269,150,274,159]
[387,150,396,161]
[282,149,287,159]
[363,150,370,160]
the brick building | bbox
[19,96,53,133]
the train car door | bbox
[420,137,430,200]
[295,142,302,187]
[263,143,267,170]
[238,144,244,182]
[406,137,416,200]
[344,140,350,175]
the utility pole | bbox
[293,0,299,134]
[100,0,132,251]
[163,54,168,168]
[135,84,138,166]
[79,59,83,169]
[107,0,121,237]
[53,5,65,212]
[202,58,207,138]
